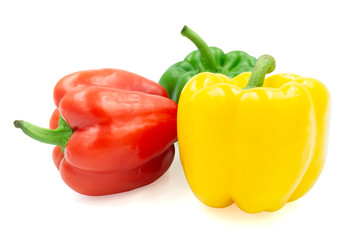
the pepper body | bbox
[159,26,256,103]
[16,69,177,196]
[159,47,256,103]
[178,71,330,213]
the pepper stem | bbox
[181,25,217,72]
[244,55,276,89]
[14,116,73,152]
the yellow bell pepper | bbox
[178,55,331,213]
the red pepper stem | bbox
[244,55,276,89]
[14,116,73,152]
[181,25,217,72]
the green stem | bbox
[14,116,73,152]
[244,55,276,89]
[181,25,217,72]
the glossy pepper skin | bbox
[15,69,178,196]
[178,55,331,213]
[52,68,169,119]
[159,26,256,103]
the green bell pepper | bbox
[159,26,257,103]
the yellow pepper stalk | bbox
[177,55,331,213]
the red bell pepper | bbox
[14,69,177,196]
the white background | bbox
[1,0,359,239]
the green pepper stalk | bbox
[14,116,73,152]
[180,26,217,72]
[244,55,276,89]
